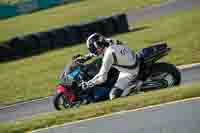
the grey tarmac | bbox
[127,0,200,23]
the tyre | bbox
[53,92,71,110]
[111,14,129,33]
[145,63,181,89]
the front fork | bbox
[56,85,77,103]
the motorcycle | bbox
[53,42,181,110]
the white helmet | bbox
[86,33,109,55]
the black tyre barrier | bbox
[0,43,16,61]
[78,21,105,41]
[0,13,129,62]
[99,16,116,36]
[111,14,129,33]
[21,34,41,54]
[92,21,105,34]
[8,37,28,57]
[33,31,55,51]
[48,28,66,48]
[63,25,82,45]
[7,35,40,57]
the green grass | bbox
[0,0,165,42]
[0,84,200,133]
[0,0,31,5]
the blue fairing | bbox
[68,67,81,81]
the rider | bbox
[81,33,142,100]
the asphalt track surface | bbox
[127,0,200,23]
[34,98,200,133]
[1,0,200,124]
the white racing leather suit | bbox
[89,39,140,100]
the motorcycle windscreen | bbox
[60,66,81,81]
[68,67,81,80]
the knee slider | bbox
[114,89,123,97]
[110,88,123,100]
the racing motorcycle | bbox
[53,42,181,110]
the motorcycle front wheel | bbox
[53,92,71,110]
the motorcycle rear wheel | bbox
[144,63,181,89]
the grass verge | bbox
[0,84,200,133]
[0,0,165,42]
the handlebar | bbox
[72,53,94,64]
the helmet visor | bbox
[88,43,98,55]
